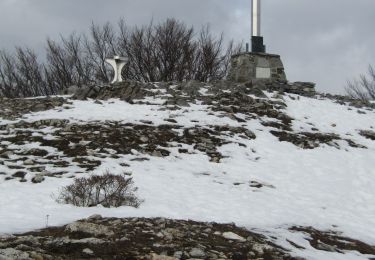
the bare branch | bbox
[346,65,375,100]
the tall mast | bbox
[251,0,265,53]
[251,0,261,37]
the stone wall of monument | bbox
[227,52,287,83]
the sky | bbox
[0,0,374,94]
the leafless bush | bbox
[123,21,158,82]
[85,22,117,83]
[154,19,196,81]
[57,172,141,208]
[346,65,375,100]
[45,33,95,93]
[0,50,17,97]
[0,48,46,97]
[0,18,241,98]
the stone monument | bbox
[105,56,127,84]
[228,0,286,83]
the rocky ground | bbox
[0,216,292,260]
[1,216,375,260]
[1,80,371,185]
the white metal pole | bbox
[251,0,261,37]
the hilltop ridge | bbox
[1,80,375,259]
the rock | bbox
[29,166,46,172]
[5,124,16,130]
[72,85,101,100]
[65,221,114,237]
[23,159,35,165]
[152,150,163,157]
[148,253,177,260]
[189,248,206,258]
[316,241,337,252]
[0,248,30,260]
[73,238,106,244]
[243,83,267,98]
[88,214,103,220]
[72,81,146,101]
[60,85,79,95]
[31,103,48,112]
[31,174,45,184]
[140,120,153,125]
[176,99,190,107]
[27,149,48,157]
[12,171,27,179]
[41,119,68,127]
[173,251,183,259]
[161,228,184,240]
[180,80,205,97]
[0,151,12,159]
[222,232,246,242]
[358,110,366,114]
[140,136,149,142]
[29,252,44,260]
[164,118,177,123]
[82,248,94,255]
[244,129,256,139]
[15,236,41,247]
[252,244,265,255]
[359,130,375,140]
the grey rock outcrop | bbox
[72,81,147,101]
[0,217,292,259]
[65,221,115,237]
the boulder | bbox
[359,130,375,140]
[222,231,246,242]
[31,174,45,184]
[65,221,114,237]
[0,248,30,260]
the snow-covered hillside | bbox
[0,81,375,259]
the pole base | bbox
[251,36,266,53]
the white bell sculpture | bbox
[105,56,127,84]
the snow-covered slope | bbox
[0,83,375,259]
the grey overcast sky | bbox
[0,0,374,94]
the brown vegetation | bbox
[57,172,141,208]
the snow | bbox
[1,94,375,259]
[19,98,240,128]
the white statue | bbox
[105,56,127,84]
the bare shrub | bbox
[84,22,117,83]
[154,18,196,82]
[346,65,375,100]
[0,48,46,97]
[0,18,241,98]
[45,33,95,93]
[123,21,158,82]
[0,50,17,97]
[57,172,141,208]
